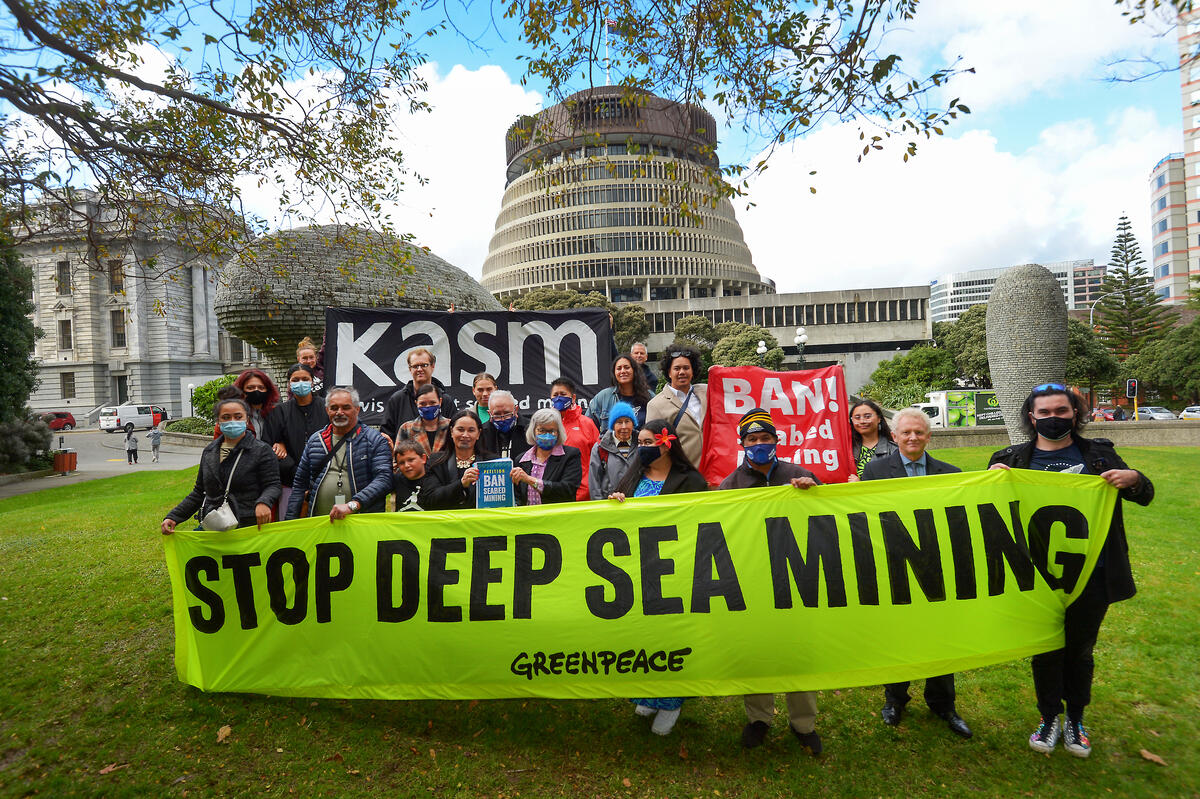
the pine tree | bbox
[0,234,39,422]
[1095,215,1172,358]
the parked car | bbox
[1133,406,1177,421]
[1091,407,1123,421]
[35,411,77,430]
[99,403,168,433]
[1179,406,1200,420]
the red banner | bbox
[699,365,855,486]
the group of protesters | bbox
[160,337,1153,760]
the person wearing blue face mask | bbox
[715,408,824,754]
[263,363,329,515]
[512,408,582,505]
[481,389,526,461]
[396,383,452,467]
[549,377,599,501]
[161,397,281,534]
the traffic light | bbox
[1126,378,1138,399]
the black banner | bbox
[324,308,614,423]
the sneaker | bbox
[1063,717,1091,758]
[741,720,769,748]
[651,708,681,735]
[1029,716,1061,754]
[633,704,655,717]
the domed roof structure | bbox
[216,224,500,370]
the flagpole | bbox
[605,12,611,85]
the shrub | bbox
[166,417,216,435]
[191,375,237,421]
[0,417,51,473]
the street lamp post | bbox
[756,340,768,366]
[1088,289,1136,329]
[187,383,195,418]
[793,327,808,368]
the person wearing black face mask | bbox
[607,418,706,736]
[715,409,824,755]
[989,383,1153,760]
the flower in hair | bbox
[652,428,677,449]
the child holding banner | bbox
[609,418,707,735]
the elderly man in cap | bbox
[718,408,824,755]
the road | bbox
[0,429,205,499]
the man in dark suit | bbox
[861,407,973,740]
[479,389,527,462]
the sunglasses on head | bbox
[669,351,687,358]
[1032,382,1067,393]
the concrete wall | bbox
[931,420,1200,450]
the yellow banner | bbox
[163,469,1116,699]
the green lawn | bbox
[0,447,1195,798]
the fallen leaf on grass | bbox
[216,725,232,744]
[98,763,130,775]
[324,752,344,763]
[1148,729,1160,737]
[1140,749,1167,766]
[622,778,631,787]
[429,748,436,760]
[678,743,688,759]
[347,769,361,775]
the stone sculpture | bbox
[985,264,1068,443]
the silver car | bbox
[1134,406,1177,420]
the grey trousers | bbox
[744,692,818,734]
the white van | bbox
[99,403,168,433]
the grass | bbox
[0,446,1196,798]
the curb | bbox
[0,468,56,486]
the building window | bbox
[1157,219,1168,233]
[1156,286,1171,299]
[108,259,124,293]
[58,319,72,350]
[1158,241,1169,256]
[55,261,71,295]
[1156,263,1170,279]
[111,309,126,348]
[1157,173,1166,188]
[60,372,76,399]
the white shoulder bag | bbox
[201,451,244,532]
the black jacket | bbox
[418,457,478,510]
[659,464,709,495]
[718,458,821,490]
[860,449,960,481]
[393,467,455,512]
[480,418,528,462]
[989,436,1153,604]
[514,446,583,505]
[262,398,328,486]
[166,432,282,528]
[379,377,458,440]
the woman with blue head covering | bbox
[586,401,640,500]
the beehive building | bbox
[481,86,774,303]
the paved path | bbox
[0,429,203,500]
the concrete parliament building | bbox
[482,86,932,390]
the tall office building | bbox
[1149,153,1188,301]
[929,260,1103,323]
[1167,8,1200,302]
[481,86,774,303]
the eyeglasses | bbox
[491,412,516,422]
[410,362,431,370]
[1032,382,1067,393]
